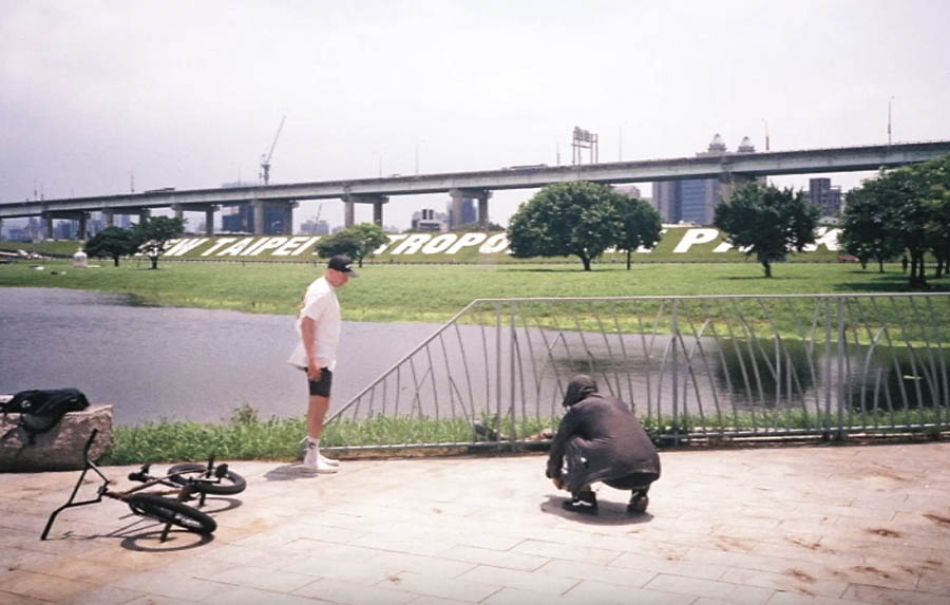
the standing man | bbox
[546,375,661,515]
[288,255,358,472]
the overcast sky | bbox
[2,0,949,230]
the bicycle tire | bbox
[127,493,217,535]
[166,463,247,495]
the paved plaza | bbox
[1,441,948,604]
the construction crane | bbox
[259,115,286,185]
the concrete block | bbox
[0,405,114,471]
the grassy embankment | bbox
[0,257,937,322]
[2,259,946,463]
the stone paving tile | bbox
[107,569,227,602]
[842,582,950,605]
[765,593,869,605]
[0,569,100,602]
[535,557,656,588]
[456,564,578,596]
[202,564,317,593]
[64,585,150,605]
[510,539,623,566]
[122,596,199,605]
[377,570,500,603]
[438,544,549,572]
[609,550,729,581]
[405,596,469,605]
[201,584,335,604]
[644,572,775,603]
[294,577,418,605]
[719,566,849,599]
[561,579,696,605]
[0,589,47,605]
[0,442,947,604]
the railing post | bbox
[671,299,680,445]
[508,301,518,445]
[835,297,847,440]
[495,301,503,437]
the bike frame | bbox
[41,429,219,541]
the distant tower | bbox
[653,133,762,225]
[707,133,727,153]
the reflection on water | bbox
[712,337,947,411]
[0,288,434,426]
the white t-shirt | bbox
[287,276,341,371]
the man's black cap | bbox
[328,254,359,276]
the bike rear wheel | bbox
[166,463,247,495]
[128,494,217,535]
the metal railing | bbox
[326,293,949,452]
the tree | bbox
[612,196,663,270]
[918,155,950,278]
[864,168,932,288]
[713,183,819,278]
[507,181,623,270]
[839,187,903,273]
[132,216,186,270]
[315,222,388,267]
[84,227,137,267]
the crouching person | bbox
[546,375,660,515]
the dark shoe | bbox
[562,491,598,515]
[627,489,649,514]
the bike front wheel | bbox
[128,493,217,535]
[166,463,247,495]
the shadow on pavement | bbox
[540,494,654,526]
[263,464,325,481]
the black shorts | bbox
[304,367,333,397]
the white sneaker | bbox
[300,439,339,473]
[318,452,340,467]
[300,458,339,474]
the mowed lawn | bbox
[3,258,944,323]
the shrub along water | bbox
[101,404,945,465]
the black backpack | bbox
[1,388,90,445]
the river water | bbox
[0,288,438,426]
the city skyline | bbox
[2,1,949,231]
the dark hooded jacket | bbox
[546,376,660,493]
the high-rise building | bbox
[412,208,448,232]
[444,198,478,227]
[220,203,289,234]
[652,134,759,225]
[613,185,643,199]
[300,218,330,236]
[808,178,843,217]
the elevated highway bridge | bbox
[2,140,948,238]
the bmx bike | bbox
[41,429,246,541]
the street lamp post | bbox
[888,96,894,145]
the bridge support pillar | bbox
[719,173,759,204]
[173,203,218,235]
[77,212,88,240]
[252,200,265,235]
[344,200,355,227]
[103,210,114,228]
[44,215,53,240]
[251,199,293,235]
[342,194,388,228]
[138,208,151,225]
[205,207,216,236]
[0,218,4,240]
[449,188,492,229]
